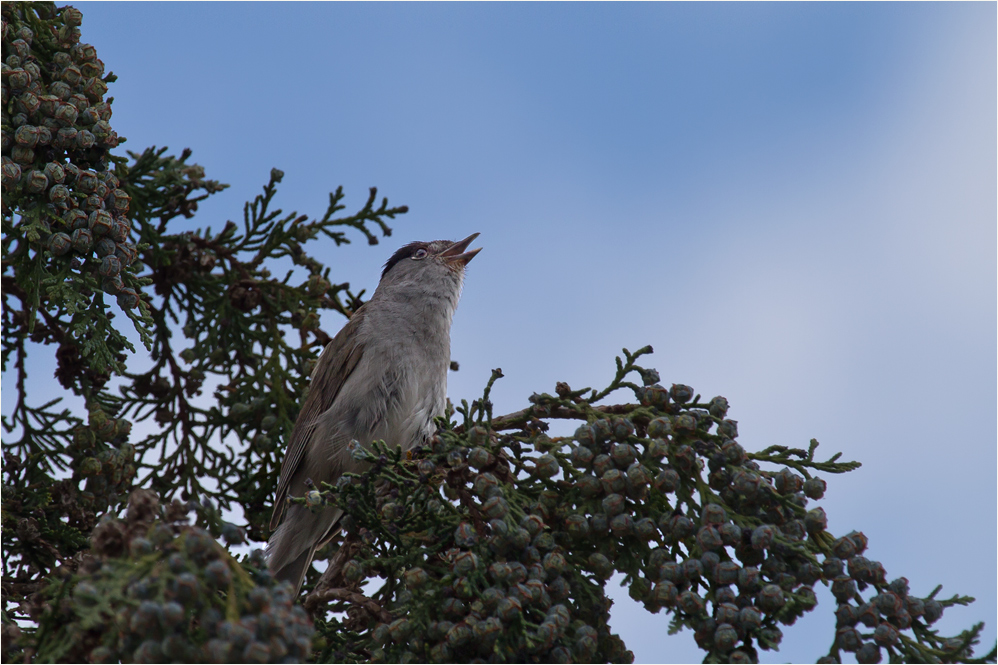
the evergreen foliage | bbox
[1,3,993,663]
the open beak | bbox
[439,232,482,266]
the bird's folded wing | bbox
[269,307,367,530]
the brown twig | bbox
[304,533,358,611]
[460,403,638,434]
[305,587,392,624]
[454,482,488,536]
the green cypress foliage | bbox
[1,3,993,664]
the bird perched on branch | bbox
[267,233,482,593]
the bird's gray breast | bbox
[319,294,452,467]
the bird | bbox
[266,233,482,593]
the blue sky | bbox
[15,2,998,662]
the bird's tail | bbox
[272,545,317,595]
[267,504,344,594]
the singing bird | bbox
[267,233,481,592]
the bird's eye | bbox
[412,248,428,260]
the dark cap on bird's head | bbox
[381,233,481,281]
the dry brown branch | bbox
[305,586,391,625]
[457,403,638,434]
[304,534,359,612]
